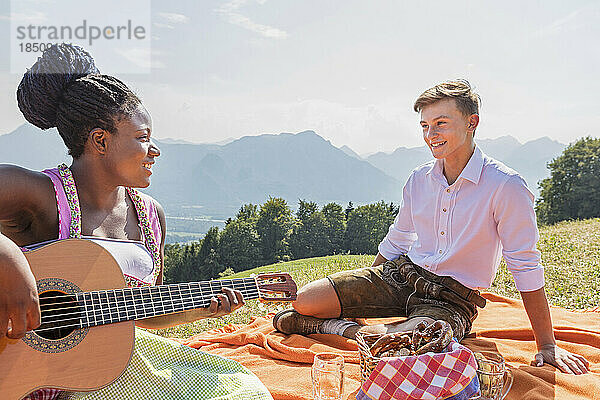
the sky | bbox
[0,0,599,154]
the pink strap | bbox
[41,168,71,240]
[145,199,162,249]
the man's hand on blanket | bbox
[535,344,590,375]
[208,288,245,318]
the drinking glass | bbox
[471,351,513,400]
[311,353,344,400]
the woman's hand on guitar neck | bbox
[208,287,245,318]
[0,234,41,339]
[137,287,246,329]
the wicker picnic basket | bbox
[355,332,385,383]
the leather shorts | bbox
[327,255,486,341]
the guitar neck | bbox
[73,277,259,329]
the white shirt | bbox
[378,146,544,292]
[88,237,156,284]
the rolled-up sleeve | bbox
[378,176,418,260]
[494,174,545,292]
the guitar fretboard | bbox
[39,278,260,331]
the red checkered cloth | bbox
[356,341,479,400]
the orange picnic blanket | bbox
[176,293,600,400]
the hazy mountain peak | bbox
[208,137,237,145]
[1,123,55,137]
[156,137,197,145]
[233,130,320,144]
[339,145,362,159]
[297,129,318,136]
[523,136,562,146]
[479,135,521,145]
[370,150,393,157]
[0,124,69,169]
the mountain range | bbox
[0,124,566,226]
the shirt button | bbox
[441,231,445,235]
[443,208,447,212]
[446,188,450,193]
[439,250,442,254]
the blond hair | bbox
[414,79,481,117]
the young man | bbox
[274,80,589,375]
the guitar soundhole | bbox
[36,290,79,340]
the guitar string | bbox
[35,285,267,329]
[37,277,261,303]
[37,277,289,314]
[38,291,264,323]
[38,284,261,322]
[35,277,293,331]
[38,288,263,324]
[38,286,264,312]
[39,289,262,314]
[34,292,263,333]
[32,286,269,334]
[37,277,264,309]
[37,281,265,312]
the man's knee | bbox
[292,278,341,318]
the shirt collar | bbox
[426,146,484,185]
[458,146,484,184]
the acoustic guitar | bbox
[0,239,297,399]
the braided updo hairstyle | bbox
[17,43,142,158]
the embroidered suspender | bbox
[57,164,82,239]
[125,187,162,285]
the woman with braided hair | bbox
[0,43,273,400]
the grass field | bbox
[154,218,600,339]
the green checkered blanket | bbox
[58,328,273,400]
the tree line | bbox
[536,136,600,225]
[163,199,398,283]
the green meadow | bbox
[154,218,600,339]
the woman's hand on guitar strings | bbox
[208,287,245,317]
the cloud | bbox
[534,9,581,37]
[153,22,175,30]
[534,4,599,37]
[156,12,190,24]
[224,13,288,39]
[216,0,288,39]
[217,0,248,14]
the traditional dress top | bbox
[41,164,162,287]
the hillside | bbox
[155,218,600,338]
[0,124,70,170]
